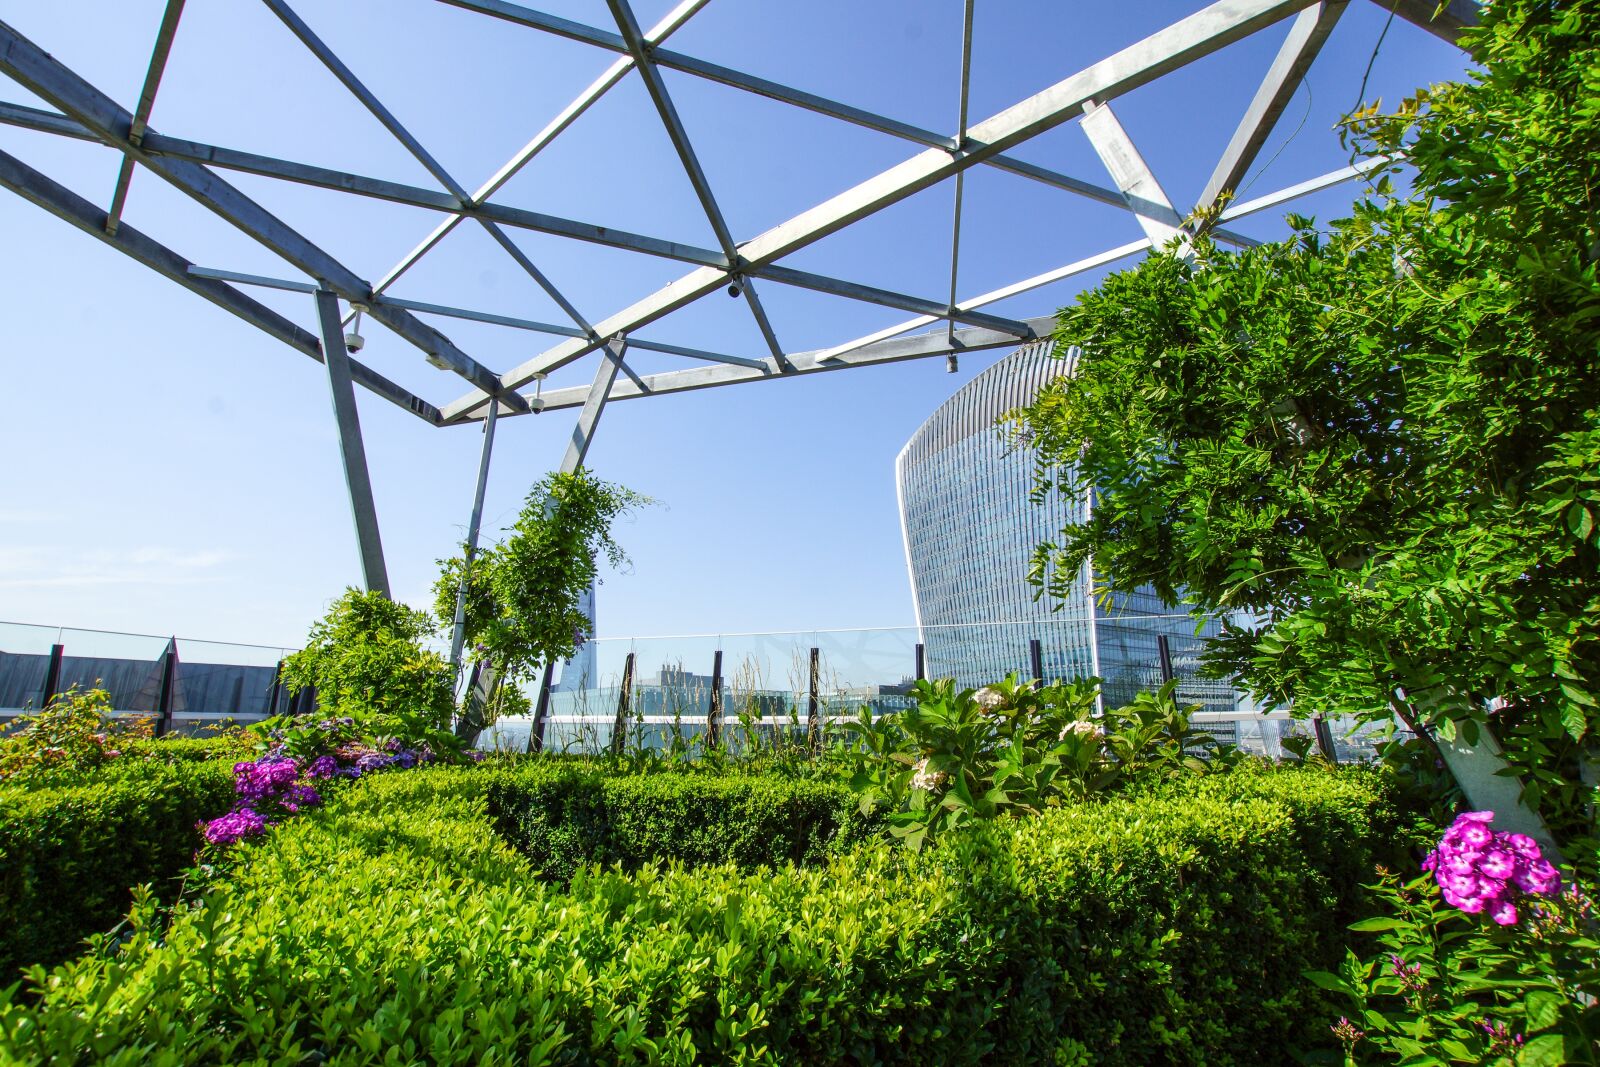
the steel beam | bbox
[1198,1,1346,213]
[106,0,186,236]
[945,0,976,345]
[0,103,1031,337]
[1080,102,1188,250]
[366,0,710,301]
[562,337,626,471]
[1218,156,1390,220]
[435,0,1271,248]
[485,314,1056,418]
[187,265,774,370]
[264,0,598,339]
[0,146,440,424]
[816,239,1149,363]
[449,402,498,675]
[1382,0,1479,43]
[443,0,1316,421]
[604,0,791,370]
[0,20,526,413]
[314,289,391,596]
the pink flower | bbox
[1489,899,1519,926]
[1505,833,1539,857]
[1514,860,1561,896]
[1477,848,1516,880]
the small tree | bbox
[280,588,454,730]
[436,468,649,745]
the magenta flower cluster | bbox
[201,807,267,846]
[201,734,444,848]
[1422,811,1561,925]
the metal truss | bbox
[0,0,1477,590]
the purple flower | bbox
[202,807,267,846]
[306,755,340,779]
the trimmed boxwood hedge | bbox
[484,762,882,882]
[0,759,235,978]
[0,763,1403,1065]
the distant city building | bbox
[895,340,1237,714]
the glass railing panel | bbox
[53,628,173,715]
[0,622,63,713]
[173,639,294,722]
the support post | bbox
[449,401,499,679]
[155,638,178,737]
[528,660,556,753]
[610,651,635,755]
[1029,637,1044,688]
[807,646,820,751]
[1313,714,1339,763]
[40,642,63,709]
[1156,634,1175,685]
[265,658,284,718]
[313,289,390,597]
[707,649,723,748]
[914,642,926,682]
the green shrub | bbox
[0,760,235,978]
[1,764,1398,1065]
[0,687,153,787]
[833,675,1237,849]
[120,732,253,764]
[483,763,881,882]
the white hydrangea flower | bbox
[911,757,948,791]
[1059,720,1104,743]
[973,687,1004,711]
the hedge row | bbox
[0,760,236,978]
[0,764,1402,1065]
[483,762,882,882]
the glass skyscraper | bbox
[896,340,1236,713]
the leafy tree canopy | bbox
[435,468,650,689]
[1008,0,1600,837]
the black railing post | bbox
[1314,715,1340,763]
[40,642,64,709]
[807,647,820,751]
[914,642,925,682]
[706,650,724,748]
[610,651,636,755]
[1156,634,1175,685]
[1029,638,1044,689]
[265,659,284,719]
[155,639,178,737]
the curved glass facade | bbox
[896,341,1235,713]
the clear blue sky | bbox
[0,1,1471,649]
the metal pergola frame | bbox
[0,0,1476,628]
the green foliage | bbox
[834,675,1235,849]
[0,760,235,978]
[120,730,254,764]
[1007,0,1600,838]
[0,764,1398,1065]
[0,687,152,787]
[280,587,454,729]
[484,762,879,884]
[1307,872,1600,1066]
[434,469,649,687]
